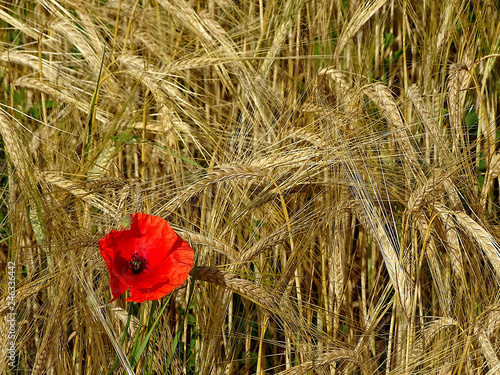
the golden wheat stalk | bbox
[334,0,387,58]
[446,61,472,155]
[41,171,115,214]
[276,348,364,375]
[440,211,467,286]
[191,266,280,313]
[345,169,413,317]
[443,208,500,279]
[480,154,500,209]
[175,229,238,261]
[406,317,458,372]
[0,109,29,179]
[259,0,306,77]
[407,170,446,212]
[475,324,500,370]
[364,83,422,181]
[412,212,452,315]
[155,165,265,216]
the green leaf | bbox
[393,48,404,61]
[165,256,198,370]
[187,313,196,325]
[129,297,171,369]
[384,32,394,48]
[465,107,478,127]
[107,303,135,375]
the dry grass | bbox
[2,0,500,374]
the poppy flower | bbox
[99,213,194,303]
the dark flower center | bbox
[128,253,148,274]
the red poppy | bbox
[99,213,194,303]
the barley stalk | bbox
[364,83,422,182]
[436,206,500,280]
[446,62,471,156]
[155,165,264,216]
[175,229,238,261]
[276,348,363,375]
[191,266,280,313]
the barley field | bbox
[2,0,500,374]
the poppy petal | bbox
[99,213,194,302]
[126,282,178,302]
[131,213,180,264]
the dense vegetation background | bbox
[2,0,500,373]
